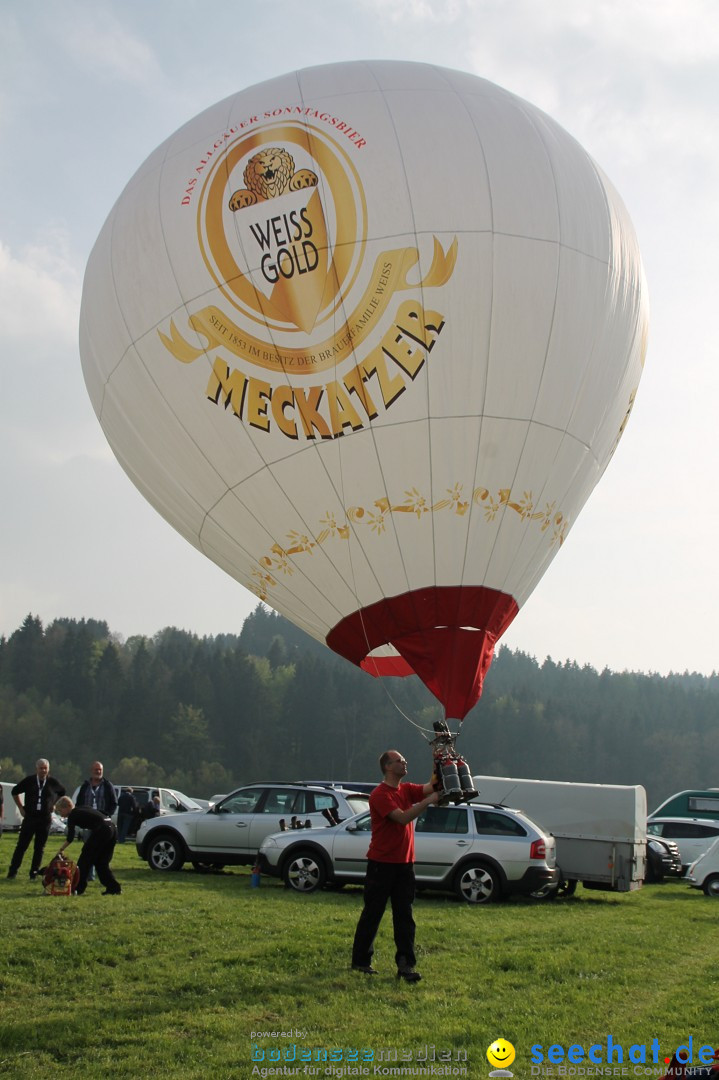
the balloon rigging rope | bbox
[329,408,458,746]
[330,353,441,749]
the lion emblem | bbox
[228,147,318,210]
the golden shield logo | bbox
[159,118,457,438]
[200,124,368,344]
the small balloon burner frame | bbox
[431,721,478,805]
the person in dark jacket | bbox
[141,792,161,821]
[54,797,122,895]
[75,762,118,818]
[116,787,139,843]
[7,759,65,880]
[75,762,118,880]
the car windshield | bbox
[169,790,203,811]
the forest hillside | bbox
[1,607,717,811]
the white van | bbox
[1,782,23,831]
[71,783,203,836]
[647,817,719,872]
[685,837,719,897]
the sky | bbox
[1,0,717,676]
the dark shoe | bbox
[396,958,422,982]
[351,964,378,975]
[397,967,422,982]
[6,870,17,879]
[29,870,39,880]
[102,888,122,895]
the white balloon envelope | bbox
[80,60,648,721]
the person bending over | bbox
[54,797,122,896]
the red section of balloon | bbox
[327,586,518,720]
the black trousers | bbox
[76,822,121,894]
[9,816,51,875]
[351,860,416,968]
[116,812,133,843]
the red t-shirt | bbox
[366,782,426,864]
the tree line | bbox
[1,607,717,811]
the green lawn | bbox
[1,839,716,1079]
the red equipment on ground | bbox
[42,854,80,896]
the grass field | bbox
[1,838,717,1079]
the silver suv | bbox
[136,783,369,872]
[259,802,558,904]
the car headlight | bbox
[260,837,278,852]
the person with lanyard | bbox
[351,749,439,982]
[53,797,122,895]
[75,761,118,818]
[74,761,118,881]
[7,759,65,880]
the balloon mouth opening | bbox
[326,585,518,720]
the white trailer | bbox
[472,774,646,893]
[1,782,23,832]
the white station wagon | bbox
[259,802,558,904]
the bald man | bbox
[351,750,438,982]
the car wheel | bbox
[644,851,663,884]
[282,850,327,893]
[702,874,719,898]
[558,879,577,897]
[147,832,185,871]
[454,862,500,904]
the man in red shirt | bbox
[351,750,439,982]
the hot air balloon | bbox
[79,61,647,751]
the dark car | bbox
[645,835,683,883]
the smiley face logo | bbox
[487,1039,516,1070]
